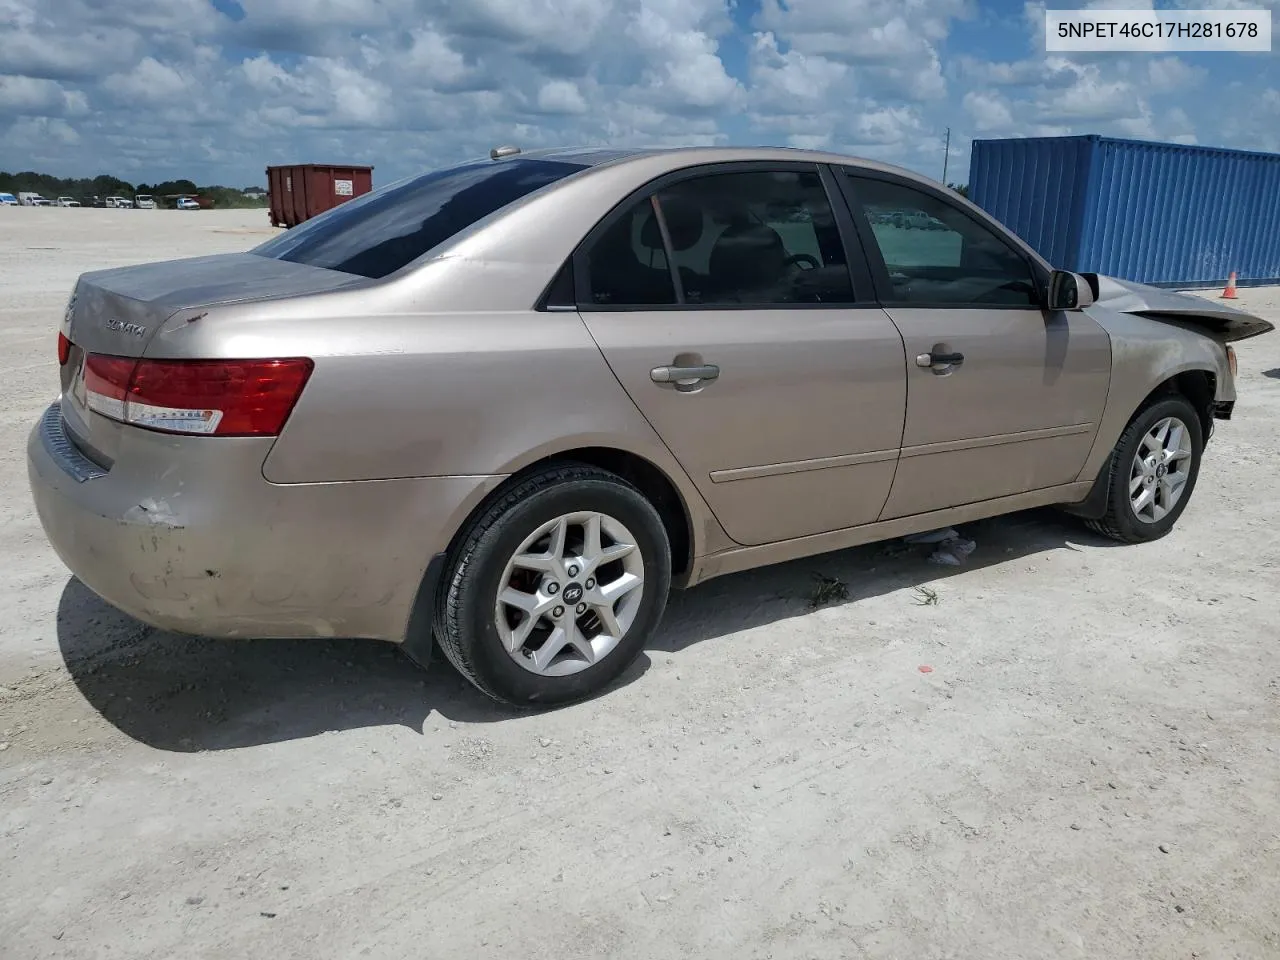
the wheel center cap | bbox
[562,583,584,604]
[1156,463,1167,479]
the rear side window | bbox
[582,168,855,308]
[657,169,853,305]
[253,158,586,280]
[585,198,678,306]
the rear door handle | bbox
[650,363,720,384]
[915,351,964,368]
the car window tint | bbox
[655,170,854,305]
[584,198,678,306]
[846,176,1039,307]
[252,158,586,280]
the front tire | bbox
[1087,395,1204,543]
[434,463,671,707]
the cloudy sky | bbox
[1,0,1277,188]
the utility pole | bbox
[942,127,951,186]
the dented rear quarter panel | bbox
[27,416,505,641]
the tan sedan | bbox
[27,146,1273,705]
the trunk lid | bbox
[1089,274,1275,342]
[59,252,361,467]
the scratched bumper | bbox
[27,402,501,641]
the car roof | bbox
[432,143,1053,290]
[517,145,932,183]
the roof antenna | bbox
[490,145,521,160]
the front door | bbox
[839,172,1111,519]
[575,164,907,546]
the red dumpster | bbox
[266,164,374,228]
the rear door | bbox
[836,170,1111,519]
[574,162,907,547]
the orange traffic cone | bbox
[1221,271,1239,299]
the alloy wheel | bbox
[1129,415,1193,524]
[494,511,645,676]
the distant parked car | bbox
[0,192,18,206]
[134,195,156,209]
[105,196,130,208]
[175,197,200,210]
[18,192,51,206]
[55,197,81,207]
[28,145,1275,707]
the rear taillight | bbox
[82,354,313,437]
[57,332,70,365]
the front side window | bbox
[253,158,586,280]
[846,175,1040,307]
[582,168,855,307]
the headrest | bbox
[639,196,704,252]
[708,221,789,282]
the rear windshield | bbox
[252,157,586,279]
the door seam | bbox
[875,306,911,522]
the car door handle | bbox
[650,363,720,384]
[915,351,964,368]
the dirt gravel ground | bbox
[2,208,1279,960]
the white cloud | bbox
[0,0,1274,190]
[846,105,927,149]
[6,115,80,149]
[102,57,192,105]
[447,0,615,58]
[754,0,963,102]
[1146,57,1206,94]
[749,32,848,109]
[1165,107,1198,144]
[0,74,88,115]
[1033,64,1143,124]
[536,80,588,115]
[403,29,471,88]
[240,54,297,94]
[1171,0,1280,9]
[624,0,742,111]
[963,90,1015,132]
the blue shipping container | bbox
[969,135,1280,288]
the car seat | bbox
[706,216,790,302]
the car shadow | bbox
[652,508,1116,653]
[1262,367,1280,379]
[57,508,1117,751]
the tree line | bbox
[0,171,267,208]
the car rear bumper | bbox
[28,402,502,642]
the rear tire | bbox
[1086,395,1203,544]
[434,463,671,707]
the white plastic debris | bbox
[929,537,977,566]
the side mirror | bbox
[1046,270,1094,311]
